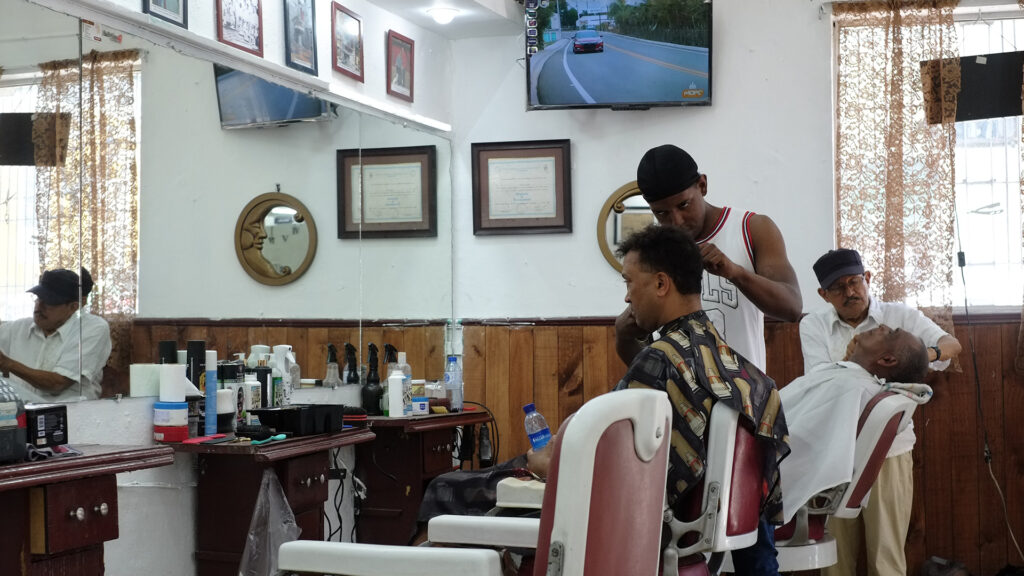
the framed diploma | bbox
[471,139,572,235]
[337,145,437,238]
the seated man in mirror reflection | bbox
[0,267,111,403]
[240,207,287,279]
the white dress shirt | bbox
[0,312,111,403]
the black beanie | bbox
[636,144,701,202]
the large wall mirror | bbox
[0,0,455,404]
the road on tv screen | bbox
[531,31,709,107]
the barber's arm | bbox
[0,350,77,394]
[798,314,832,373]
[929,334,962,364]
[699,214,803,322]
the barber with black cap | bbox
[0,268,111,403]
[799,248,960,576]
[616,144,802,371]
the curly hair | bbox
[615,224,703,295]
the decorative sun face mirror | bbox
[235,191,318,285]
[597,181,658,272]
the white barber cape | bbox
[778,362,931,523]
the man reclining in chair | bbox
[778,325,931,527]
[418,225,790,574]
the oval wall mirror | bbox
[235,191,318,286]
[596,181,657,272]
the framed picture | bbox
[337,145,437,239]
[614,207,657,244]
[386,30,414,102]
[284,0,317,74]
[143,0,188,28]
[472,140,572,235]
[331,3,363,82]
[217,0,263,57]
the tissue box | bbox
[129,363,162,397]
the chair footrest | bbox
[428,515,540,549]
[278,540,503,576]
[495,477,545,509]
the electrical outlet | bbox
[329,468,347,480]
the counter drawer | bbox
[422,429,455,477]
[30,475,118,555]
[278,452,329,511]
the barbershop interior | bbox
[1,0,1023,575]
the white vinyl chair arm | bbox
[428,515,540,549]
[277,540,503,576]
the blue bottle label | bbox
[528,428,552,450]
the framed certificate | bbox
[337,145,436,239]
[471,139,572,235]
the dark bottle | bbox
[344,343,360,385]
[362,343,383,416]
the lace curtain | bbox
[833,1,959,352]
[35,49,139,396]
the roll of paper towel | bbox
[159,363,187,402]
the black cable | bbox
[464,400,500,466]
[952,196,1023,562]
[328,447,346,542]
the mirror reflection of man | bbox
[0,268,111,402]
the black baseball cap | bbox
[636,144,701,202]
[813,249,865,291]
[27,267,93,305]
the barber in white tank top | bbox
[615,144,803,371]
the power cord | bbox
[952,205,1024,563]
[464,400,500,467]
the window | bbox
[0,78,43,320]
[952,15,1024,307]
[0,62,141,320]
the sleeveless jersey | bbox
[696,207,766,369]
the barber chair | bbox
[429,401,766,576]
[277,388,673,576]
[721,390,922,572]
[661,401,765,576]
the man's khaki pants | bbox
[822,451,913,576]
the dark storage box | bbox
[250,404,345,436]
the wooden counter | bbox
[0,444,175,576]
[355,410,492,545]
[175,427,375,576]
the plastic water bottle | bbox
[523,403,552,451]
[443,355,463,412]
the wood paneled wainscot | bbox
[130,316,1024,576]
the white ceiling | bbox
[373,0,525,39]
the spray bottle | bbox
[362,343,383,415]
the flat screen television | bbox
[213,64,333,129]
[525,0,711,110]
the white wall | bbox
[449,0,835,319]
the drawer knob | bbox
[302,477,312,488]
[94,503,109,516]
[69,507,85,521]
[319,474,326,484]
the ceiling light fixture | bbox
[428,7,459,24]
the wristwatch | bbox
[929,345,942,362]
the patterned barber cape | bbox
[614,310,790,522]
